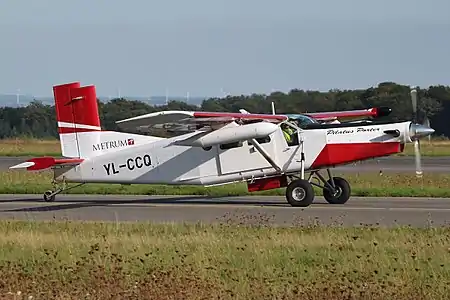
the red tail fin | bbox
[51,81,161,159]
[53,82,101,134]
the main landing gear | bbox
[43,179,85,202]
[285,169,351,207]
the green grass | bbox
[399,139,450,156]
[0,138,61,157]
[1,137,450,157]
[2,170,450,197]
[0,220,448,299]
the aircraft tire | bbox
[43,190,56,202]
[323,177,351,204]
[285,179,315,207]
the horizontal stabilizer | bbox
[9,157,84,171]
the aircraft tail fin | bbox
[53,82,162,159]
[53,82,103,158]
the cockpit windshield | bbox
[285,114,318,129]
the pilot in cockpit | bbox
[282,116,315,146]
[281,123,293,144]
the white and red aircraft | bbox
[10,82,434,207]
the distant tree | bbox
[0,82,449,138]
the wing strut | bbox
[249,138,282,172]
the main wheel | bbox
[285,179,315,207]
[43,190,56,202]
[322,177,351,204]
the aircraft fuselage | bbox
[56,121,413,186]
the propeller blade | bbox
[414,139,423,177]
[423,115,431,142]
[410,88,418,122]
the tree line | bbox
[1,81,449,139]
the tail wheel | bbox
[43,190,56,202]
[322,177,351,204]
[285,179,315,207]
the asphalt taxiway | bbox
[0,156,448,227]
[1,156,449,173]
[0,194,448,227]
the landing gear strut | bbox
[285,169,351,207]
[43,178,85,202]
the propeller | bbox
[410,88,421,177]
[423,115,431,143]
[409,87,434,178]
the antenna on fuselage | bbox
[271,102,275,115]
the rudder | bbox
[53,82,102,158]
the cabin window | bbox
[220,141,243,150]
[249,136,271,145]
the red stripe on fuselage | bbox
[310,142,404,169]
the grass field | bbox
[2,170,450,197]
[0,138,61,157]
[1,137,450,157]
[0,220,448,299]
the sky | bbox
[1,0,450,98]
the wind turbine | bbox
[220,87,230,97]
[165,88,169,105]
[16,88,20,107]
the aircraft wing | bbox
[116,110,288,135]
[115,107,391,136]
[305,106,392,122]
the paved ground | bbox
[0,194,448,227]
[1,156,449,173]
[1,156,448,228]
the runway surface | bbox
[1,156,449,173]
[0,194,449,227]
[1,156,448,228]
